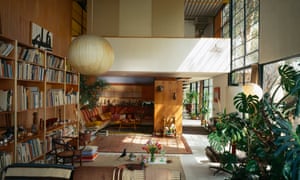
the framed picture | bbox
[31,22,53,51]
[214,87,220,103]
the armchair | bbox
[52,138,85,166]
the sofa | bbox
[79,107,119,135]
[3,163,181,180]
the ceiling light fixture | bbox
[242,83,263,100]
[67,34,114,75]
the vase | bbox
[150,152,155,162]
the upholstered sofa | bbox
[3,163,181,180]
[79,107,119,136]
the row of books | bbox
[66,72,78,84]
[0,89,12,112]
[47,55,64,69]
[46,69,64,83]
[17,85,43,111]
[16,138,43,163]
[0,41,14,57]
[17,62,45,81]
[65,92,78,104]
[47,89,64,107]
[0,152,12,170]
[18,47,44,66]
[0,59,13,78]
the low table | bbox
[119,119,137,130]
[147,156,167,164]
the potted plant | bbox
[200,92,209,124]
[184,91,198,113]
[80,75,108,109]
[207,64,300,179]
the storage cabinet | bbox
[0,35,79,166]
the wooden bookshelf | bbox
[0,35,80,165]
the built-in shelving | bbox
[0,35,80,166]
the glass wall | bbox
[230,0,259,85]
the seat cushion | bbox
[4,163,74,180]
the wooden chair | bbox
[52,138,85,166]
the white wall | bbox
[119,0,152,36]
[88,0,185,37]
[212,73,228,116]
[260,0,300,63]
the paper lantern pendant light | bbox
[242,83,263,100]
[67,35,114,75]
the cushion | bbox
[4,163,74,180]
[119,114,126,120]
[85,121,103,127]
[81,109,91,123]
[99,112,112,121]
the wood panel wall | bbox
[154,80,183,135]
[0,0,72,56]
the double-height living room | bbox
[0,0,300,179]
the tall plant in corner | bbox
[230,64,300,179]
[80,75,108,109]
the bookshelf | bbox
[0,35,79,166]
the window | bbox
[263,56,300,92]
[222,3,230,38]
[229,0,260,85]
[203,79,213,119]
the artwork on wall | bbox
[31,22,53,51]
[214,87,220,103]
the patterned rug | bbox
[89,134,192,154]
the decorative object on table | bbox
[117,148,127,159]
[142,140,162,162]
[128,152,136,161]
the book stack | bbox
[0,41,14,57]
[81,146,98,161]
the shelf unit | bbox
[0,35,79,166]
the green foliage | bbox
[200,92,209,119]
[208,111,247,153]
[80,75,108,108]
[233,93,259,115]
[184,91,198,104]
[209,64,300,179]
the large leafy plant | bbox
[208,64,300,179]
[80,75,108,109]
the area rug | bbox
[82,154,186,180]
[102,124,154,135]
[89,134,192,154]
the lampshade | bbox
[67,35,114,75]
[242,83,263,100]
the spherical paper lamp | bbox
[67,35,114,75]
[242,83,263,100]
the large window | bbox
[222,3,230,38]
[263,56,300,92]
[203,79,213,119]
[229,0,260,85]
